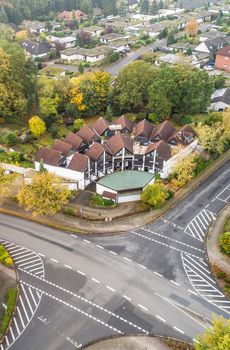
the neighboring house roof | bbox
[151,120,176,141]
[167,125,196,145]
[105,134,133,155]
[134,119,155,139]
[85,142,105,161]
[52,139,72,156]
[77,125,97,143]
[34,148,62,166]
[92,117,110,136]
[21,40,50,56]
[195,36,229,53]
[57,10,87,21]
[216,45,230,58]
[60,46,113,57]
[68,153,89,172]
[64,132,84,149]
[211,88,230,105]
[145,140,171,161]
[100,33,123,41]
[114,116,134,132]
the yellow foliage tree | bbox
[170,155,197,187]
[141,180,171,208]
[17,172,70,216]
[15,30,28,41]
[222,108,230,139]
[195,122,227,155]
[185,20,199,36]
[0,168,18,204]
[29,116,46,137]
[195,316,230,350]
[70,88,86,111]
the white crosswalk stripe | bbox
[184,209,216,241]
[182,253,230,315]
[0,240,44,350]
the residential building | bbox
[48,35,76,49]
[22,20,60,35]
[176,0,218,10]
[82,26,104,37]
[215,46,230,72]
[194,36,229,55]
[21,40,51,59]
[100,33,126,44]
[209,88,230,111]
[57,10,88,22]
[60,46,113,62]
[34,118,197,191]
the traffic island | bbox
[0,244,19,343]
[83,336,194,350]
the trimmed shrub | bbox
[219,232,230,256]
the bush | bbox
[148,113,163,124]
[216,271,226,279]
[63,206,76,216]
[0,288,17,335]
[193,156,212,176]
[141,181,173,209]
[219,232,230,256]
[0,245,13,267]
[3,133,18,147]
[90,194,115,208]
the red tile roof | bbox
[64,132,84,149]
[52,139,72,156]
[34,148,62,166]
[105,134,133,155]
[167,125,196,145]
[68,153,89,172]
[151,120,175,141]
[114,115,134,132]
[134,119,155,139]
[92,117,110,136]
[77,125,97,143]
[85,142,105,160]
[216,45,230,58]
[57,10,87,21]
[145,140,171,160]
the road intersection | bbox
[0,160,229,350]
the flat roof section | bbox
[97,170,155,191]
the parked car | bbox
[203,64,214,71]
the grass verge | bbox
[0,287,18,336]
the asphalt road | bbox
[0,160,229,350]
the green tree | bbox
[78,62,84,74]
[141,181,171,209]
[73,118,85,131]
[195,316,230,350]
[118,1,126,17]
[29,116,46,137]
[140,0,149,14]
[167,33,175,46]
[158,27,168,39]
[149,0,158,15]
[39,95,60,118]
[195,122,228,156]
[0,167,18,204]
[17,172,70,216]
[110,61,157,114]
[81,0,93,16]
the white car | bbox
[203,65,214,71]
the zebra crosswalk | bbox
[184,209,216,241]
[0,240,44,350]
[182,253,230,315]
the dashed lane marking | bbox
[173,326,184,334]
[106,286,116,292]
[64,264,72,270]
[19,268,149,335]
[156,315,166,323]
[138,304,148,312]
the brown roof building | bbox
[85,142,106,161]
[92,117,110,136]
[64,132,84,149]
[57,10,88,22]
[167,125,196,145]
[52,139,72,156]
[151,120,175,142]
[34,148,62,166]
[105,134,133,155]
[114,115,134,133]
[145,140,171,160]
[215,46,230,72]
[134,119,155,140]
[68,153,89,172]
[77,125,98,143]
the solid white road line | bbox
[21,284,34,315]
[19,258,41,267]
[13,317,20,335]
[19,295,30,322]
[14,253,34,262]
[17,307,25,328]
[10,327,15,341]
[29,287,38,307]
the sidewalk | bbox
[207,205,230,275]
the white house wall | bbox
[118,193,140,203]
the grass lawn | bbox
[38,133,55,147]
[0,123,23,136]
[189,113,210,124]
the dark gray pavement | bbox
[0,160,229,350]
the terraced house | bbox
[34,117,197,190]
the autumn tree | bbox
[17,172,70,216]
[195,122,227,156]
[141,181,172,208]
[0,168,18,204]
[29,116,46,137]
[195,316,230,350]
[185,20,199,37]
[73,118,85,132]
[170,155,197,187]
[70,71,111,116]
